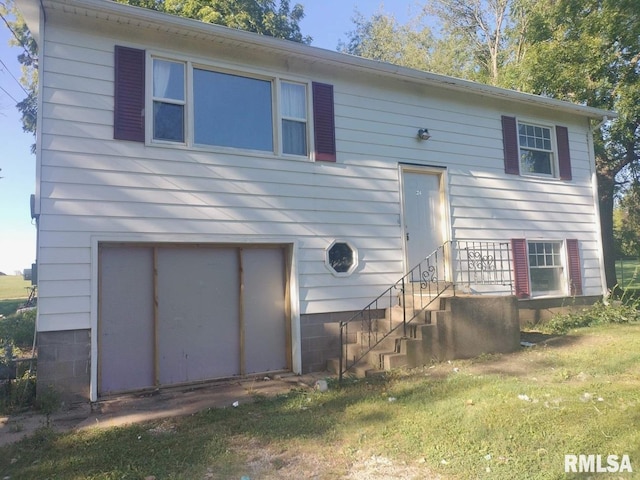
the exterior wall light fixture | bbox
[417,128,431,140]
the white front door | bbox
[402,169,445,270]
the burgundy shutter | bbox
[511,238,530,299]
[566,239,583,296]
[114,46,145,142]
[312,82,336,162]
[556,125,572,180]
[502,115,520,175]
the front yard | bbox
[1,321,640,479]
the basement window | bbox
[325,240,358,277]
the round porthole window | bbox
[325,240,358,276]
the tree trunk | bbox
[598,171,618,291]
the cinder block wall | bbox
[37,330,91,404]
[299,309,386,373]
[299,311,351,373]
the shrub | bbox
[0,370,37,412]
[543,295,640,334]
[0,309,36,347]
[36,385,61,426]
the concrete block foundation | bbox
[299,310,361,373]
[37,329,91,404]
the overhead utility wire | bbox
[0,57,29,95]
[0,83,19,103]
[0,9,36,64]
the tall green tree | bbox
[338,9,434,71]
[515,0,640,289]
[117,0,310,43]
[341,1,525,85]
[1,0,38,151]
[339,8,482,79]
[423,0,516,85]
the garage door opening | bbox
[98,244,291,396]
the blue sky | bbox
[0,0,418,275]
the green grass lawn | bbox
[0,276,32,317]
[617,258,640,291]
[2,323,640,479]
[0,276,31,301]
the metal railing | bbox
[454,241,513,288]
[338,240,513,380]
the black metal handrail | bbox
[338,240,513,380]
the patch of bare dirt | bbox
[224,439,443,480]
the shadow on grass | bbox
[2,328,630,479]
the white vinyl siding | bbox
[35,21,604,334]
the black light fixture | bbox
[417,128,431,140]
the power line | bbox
[0,9,36,64]
[0,57,28,95]
[0,83,19,103]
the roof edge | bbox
[24,0,616,120]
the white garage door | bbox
[98,244,289,396]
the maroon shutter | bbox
[566,239,583,296]
[114,46,145,142]
[556,125,572,180]
[312,82,336,162]
[511,238,530,299]
[502,115,520,175]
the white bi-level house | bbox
[18,0,612,401]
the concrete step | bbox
[381,352,407,370]
[355,331,399,351]
[399,283,454,309]
[385,305,432,325]
[326,357,340,375]
[330,305,450,377]
[354,364,386,378]
[326,357,385,378]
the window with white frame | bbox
[151,57,309,156]
[281,81,307,156]
[518,122,554,176]
[152,59,186,143]
[528,241,565,295]
[193,69,273,151]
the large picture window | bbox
[518,122,554,176]
[194,69,273,151]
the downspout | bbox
[32,0,48,396]
[591,115,609,133]
[588,116,609,299]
